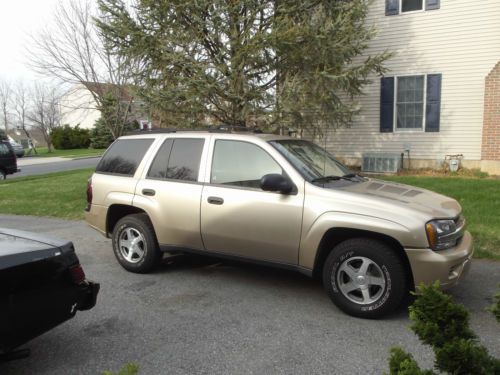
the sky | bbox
[0,0,61,81]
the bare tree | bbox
[12,80,38,154]
[27,84,62,152]
[0,79,12,133]
[28,0,137,139]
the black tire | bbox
[322,238,408,319]
[0,170,6,180]
[112,213,162,273]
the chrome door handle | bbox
[207,196,224,205]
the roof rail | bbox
[125,125,264,136]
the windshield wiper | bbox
[311,175,346,183]
[311,173,365,183]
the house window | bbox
[396,75,425,130]
[379,74,442,133]
[401,0,423,12]
[385,0,439,15]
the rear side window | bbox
[96,139,153,176]
[147,138,204,182]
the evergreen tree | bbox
[96,0,390,131]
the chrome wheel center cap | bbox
[356,275,366,285]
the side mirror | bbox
[260,174,294,194]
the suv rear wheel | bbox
[0,170,6,180]
[112,213,162,273]
[322,238,408,319]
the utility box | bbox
[362,153,401,173]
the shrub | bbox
[388,282,500,375]
[89,117,139,149]
[102,363,139,375]
[51,125,90,149]
[490,289,500,323]
[89,117,115,149]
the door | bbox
[134,137,206,249]
[201,139,304,264]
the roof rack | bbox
[126,125,264,136]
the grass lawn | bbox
[380,176,500,260]
[0,168,94,220]
[0,171,498,260]
[29,147,105,158]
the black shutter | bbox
[385,0,399,15]
[425,0,440,10]
[380,77,395,133]
[425,74,442,132]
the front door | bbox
[201,139,303,264]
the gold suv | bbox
[85,131,473,318]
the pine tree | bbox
[96,0,390,131]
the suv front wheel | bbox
[112,213,162,273]
[322,238,408,319]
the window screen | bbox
[402,0,423,12]
[396,75,424,129]
[147,139,174,179]
[211,140,283,189]
[96,139,153,176]
[165,139,204,182]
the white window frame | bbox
[399,0,425,14]
[393,74,427,133]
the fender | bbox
[299,211,418,269]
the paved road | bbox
[0,215,499,375]
[12,157,100,178]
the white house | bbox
[60,82,152,130]
[60,84,101,130]
[320,0,500,174]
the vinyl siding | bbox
[324,0,500,163]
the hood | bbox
[0,228,74,270]
[334,178,461,219]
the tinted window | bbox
[0,143,11,156]
[211,140,283,189]
[163,139,204,182]
[147,139,174,179]
[96,139,153,176]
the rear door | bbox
[133,136,208,250]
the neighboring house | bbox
[60,82,151,130]
[319,0,500,174]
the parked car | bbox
[0,140,19,180]
[0,228,99,360]
[85,130,472,318]
[7,137,24,158]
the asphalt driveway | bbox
[0,215,499,374]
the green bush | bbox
[388,282,500,375]
[490,289,500,323]
[89,117,139,149]
[102,363,138,375]
[89,117,115,149]
[51,125,90,149]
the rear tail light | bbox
[86,178,93,211]
[69,264,86,285]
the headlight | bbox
[425,219,462,251]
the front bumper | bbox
[405,230,473,289]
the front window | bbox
[211,140,283,189]
[401,0,423,12]
[396,75,425,130]
[270,140,350,182]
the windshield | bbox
[269,140,351,182]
